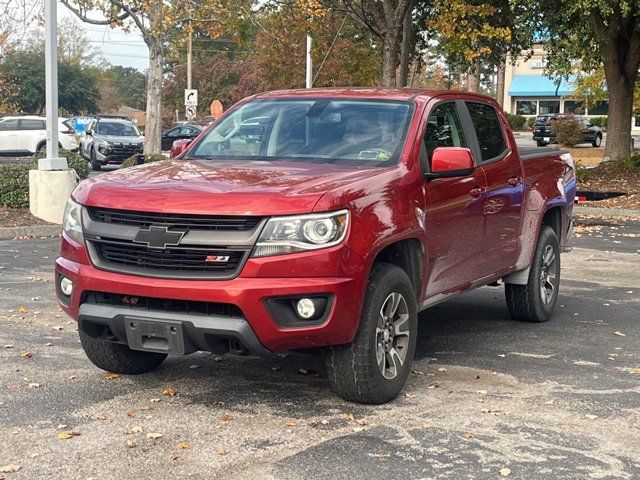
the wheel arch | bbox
[369,237,424,301]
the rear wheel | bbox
[536,141,547,147]
[325,263,417,404]
[592,133,602,148]
[90,147,101,171]
[79,329,167,374]
[505,226,560,322]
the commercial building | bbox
[503,44,640,135]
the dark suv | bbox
[533,114,603,147]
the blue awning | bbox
[509,74,577,97]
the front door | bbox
[422,101,488,298]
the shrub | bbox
[588,116,608,128]
[504,112,527,130]
[0,149,89,208]
[554,117,584,147]
[120,153,166,169]
[526,117,536,129]
[574,160,590,184]
[33,148,89,180]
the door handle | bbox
[470,186,485,198]
[508,176,521,186]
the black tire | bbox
[536,141,547,147]
[505,226,560,323]
[79,329,167,374]
[592,134,602,148]
[36,142,46,153]
[90,147,101,171]
[325,263,418,404]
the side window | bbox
[166,128,179,137]
[423,102,468,162]
[465,102,507,162]
[19,119,45,130]
[0,119,19,131]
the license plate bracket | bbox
[124,318,188,354]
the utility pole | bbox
[187,18,192,90]
[305,35,312,89]
[29,0,77,224]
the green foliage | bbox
[0,163,30,208]
[0,149,88,208]
[554,117,583,147]
[120,153,166,169]
[526,117,536,129]
[608,155,640,172]
[0,50,99,114]
[504,112,527,130]
[589,116,608,128]
[574,160,590,184]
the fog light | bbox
[296,298,316,319]
[60,276,73,296]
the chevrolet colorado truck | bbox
[56,89,575,404]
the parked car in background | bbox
[533,114,603,147]
[161,124,203,151]
[0,115,78,154]
[57,89,575,404]
[79,116,144,170]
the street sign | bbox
[210,100,224,120]
[186,105,196,119]
[184,89,198,106]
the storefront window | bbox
[564,100,585,114]
[539,101,560,114]
[515,100,537,115]
[635,116,640,127]
[588,101,609,115]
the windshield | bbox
[187,98,414,166]
[96,121,140,137]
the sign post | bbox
[185,89,198,121]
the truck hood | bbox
[73,159,388,216]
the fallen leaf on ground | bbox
[0,465,20,473]
[585,414,598,420]
[58,432,80,439]
[437,367,447,372]
[286,421,297,427]
[27,383,40,388]
[428,382,440,389]
[476,390,487,395]
[3,345,13,349]
[500,467,511,477]
[422,423,433,428]
[189,364,200,370]
[346,413,355,422]
[218,449,228,456]
[220,413,232,422]
[404,393,416,398]
[463,432,475,439]
[162,388,176,396]
[614,331,626,337]
[146,432,163,439]
[130,426,143,433]
[18,307,26,313]
[105,373,119,380]
[412,370,424,375]
[545,400,555,405]
[178,443,190,450]
[126,440,136,448]
[21,351,31,359]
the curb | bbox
[0,225,61,240]
[574,206,640,219]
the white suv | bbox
[0,116,79,154]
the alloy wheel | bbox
[375,292,410,379]
[539,244,557,305]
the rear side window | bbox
[19,119,45,130]
[424,102,467,160]
[466,102,507,162]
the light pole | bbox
[29,0,77,224]
[306,35,312,89]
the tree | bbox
[0,49,98,114]
[316,0,414,86]
[61,0,237,154]
[538,0,640,161]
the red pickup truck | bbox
[56,89,576,404]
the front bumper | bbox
[96,145,143,164]
[56,234,365,354]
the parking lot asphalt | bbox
[0,217,639,480]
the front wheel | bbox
[90,148,101,171]
[505,226,560,322]
[592,134,602,148]
[79,329,167,374]
[325,263,417,404]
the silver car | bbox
[79,116,144,170]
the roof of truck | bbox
[255,87,495,102]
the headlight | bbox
[63,198,84,244]
[252,210,349,257]
[97,140,110,154]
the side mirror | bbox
[171,138,192,158]
[85,129,92,135]
[424,147,475,179]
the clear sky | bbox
[59,6,149,71]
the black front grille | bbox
[83,291,244,317]
[91,237,248,276]
[87,207,262,232]
[108,144,142,157]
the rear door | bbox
[464,101,524,273]
[422,100,488,297]
[17,119,46,153]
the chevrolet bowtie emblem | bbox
[134,226,185,249]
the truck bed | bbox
[518,146,566,160]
